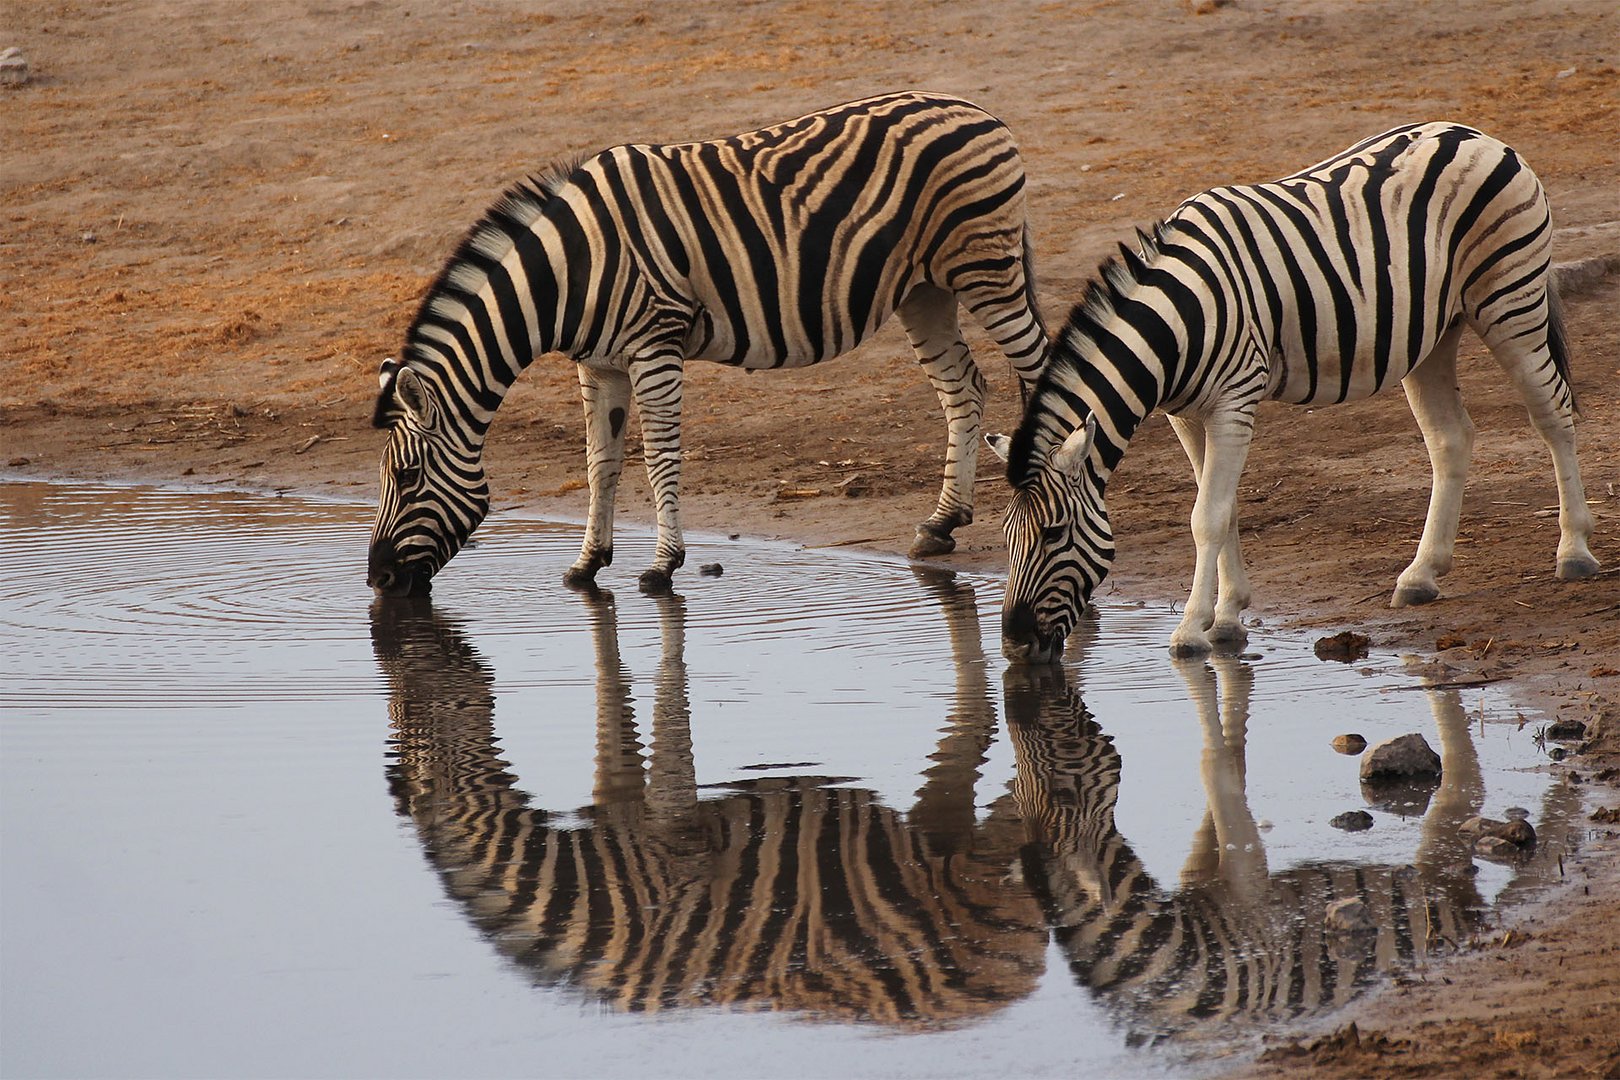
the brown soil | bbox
[4,1,1617,1075]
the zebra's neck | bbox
[1019,240,1208,484]
[400,176,594,444]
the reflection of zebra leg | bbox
[1404,687,1486,956]
[577,587,646,811]
[908,568,997,853]
[644,592,698,829]
[1173,655,1266,894]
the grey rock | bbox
[1360,733,1441,781]
[0,47,28,86]
[1504,807,1530,821]
[1330,810,1374,832]
[1475,836,1527,861]
[1462,815,1536,848]
[1325,897,1376,934]
[1331,733,1368,755]
[698,562,723,577]
[1545,719,1587,741]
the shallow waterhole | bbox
[0,480,1585,1079]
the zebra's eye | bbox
[395,463,423,488]
[1042,524,1067,545]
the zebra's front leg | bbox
[628,354,687,592]
[1168,414,1251,646]
[566,364,632,587]
[1392,328,1472,607]
[900,284,984,558]
[1171,406,1256,657]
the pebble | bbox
[1475,836,1525,860]
[1324,897,1375,934]
[1331,733,1368,755]
[698,562,723,577]
[0,47,28,86]
[1461,815,1536,847]
[1359,733,1442,781]
[1330,810,1374,832]
[1544,719,1587,741]
[1314,630,1370,663]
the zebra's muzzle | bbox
[1001,603,1064,664]
[368,546,434,598]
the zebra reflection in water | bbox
[370,575,1044,1026]
[370,584,1570,1037]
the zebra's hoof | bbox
[562,564,600,587]
[1168,636,1214,658]
[1557,555,1600,580]
[1390,584,1439,608]
[1209,621,1248,647]
[909,526,957,559]
[638,568,675,594]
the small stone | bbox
[1475,836,1525,861]
[1461,815,1536,847]
[1544,719,1586,741]
[0,47,29,86]
[1331,733,1368,755]
[1330,810,1374,832]
[698,562,723,577]
[1325,897,1375,934]
[1315,631,1370,663]
[1360,733,1442,781]
[81,231,97,244]
[1503,807,1530,821]
[7,456,30,467]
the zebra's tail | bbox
[1547,275,1578,416]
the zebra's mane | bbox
[399,154,590,367]
[1005,221,1176,484]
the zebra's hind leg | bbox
[628,353,688,592]
[1393,325,1473,608]
[1474,292,1598,582]
[566,364,632,587]
[1168,414,1251,645]
[899,284,985,559]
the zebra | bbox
[988,122,1599,661]
[367,91,1048,598]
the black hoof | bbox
[639,568,674,594]
[909,526,957,559]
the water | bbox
[0,480,1585,1079]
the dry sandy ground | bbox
[4,1,1618,1075]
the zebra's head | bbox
[988,415,1113,664]
[368,359,490,597]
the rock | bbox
[1315,630,1370,663]
[0,47,29,86]
[1330,810,1374,832]
[1331,733,1367,755]
[1554,255,1620,299]
[1360,733,1441,781]
[698,562,723,577]
[1325,897,1375,934]
[1544,719,1586,741]
[1461,815,1536,848]
[1503,806,1530,821]
[1475,836,1527,861]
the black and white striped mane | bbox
[1005,221,1179,484]
[406,155,587,350]
[372,157,587,429]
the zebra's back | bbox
[1168,122,1554,406]
[567,90,1031,366]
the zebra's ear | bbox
[985,433,1013,464]
[393,367,439,432]
[1048,415,1097,480]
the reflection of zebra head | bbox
[367,363,490,597]
[367,587,1045,1026]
